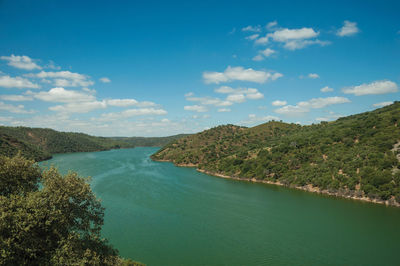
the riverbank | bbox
[153,159,400,208]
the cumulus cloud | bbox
[269,27,319,42]
[30,87,96,103]
[252,55,264,61]
[49,101,107,113]
[253,48,276,61]
[0,94,33,101]
[26,71,94,87]
[271,100,287,106]
[342,80,398,96]
[184,105,208,113]
[98,108,167,121]
[260,48,276,57]
[27,87,161,114]
[99,77,111,83]
[242,25,261,32]
[308,73,319,79]
[245,34,259,40]
[106,99,156,107]
[0,101,35,114]
[320,86,334,93]
[372,101,393,107]
[214,86,264,100]
[0,54,41,70]
[275,96,350,116]
[337,21,359,37]
[274,105,310,116]
[203,66,283,84]
[266,21,277,30]
[254,36,269,45]
[218,108,231,112]
[255,27,329,50]
[0,74,40,89]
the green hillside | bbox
[111,134,190,147]
[0,126,187,162]
[152,102,400,206]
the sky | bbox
[0,0,399,137]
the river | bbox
[41,147,400,266]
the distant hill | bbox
[111,134,190,147]
[152,102,400,206]
[0,126,187,161]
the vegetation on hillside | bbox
[0,154,143,265]
[152,102,400,205]
[0,126,187,161]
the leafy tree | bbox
[0,155,142,265]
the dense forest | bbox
[0,154,143,265]
[0,126,187,161]
[152,102,400,206]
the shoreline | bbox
[153,158,400,208]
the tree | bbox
[0,155,141,265]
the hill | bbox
[152,102,400,206]
[0,126,187,161]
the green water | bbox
[42,147,400,266]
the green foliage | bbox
[0,126,187,162]
[0,153,41,196]
[153,102,400,204]
[0,155,143,265]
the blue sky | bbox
[0,0,399,136]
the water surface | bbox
[42,147,400,266]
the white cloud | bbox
[260,48,276,57]
[316,117,329,122]
[0,94,33,101]
[271,100,287,106]
[308,73,319,79]
[0,101,35,114]
[30,87,96,103]
[274,105,309,116]
[245,34,259,40]
[242,25,261,32]
[254,36,269,45]
[28,87,159,114]
[49,101,107,113]
[253,48,276,61]
[269,27,319,42]
[263,27,329,50]
[184,105,208,112]
[342,80,398,96]
[0,74,40,89]
[241,114,279,125]
[218,108,231,112]
[320,86,334,93]
[203,66,283,84]
[275,96,350,116]
[99,77,111,83]
[372,101,393,107]
[214,86,264,101]
[106,99,156,107]
[337,21,359,37]
[0,54,42,70]
[283,39,330,50]
[98,108,167,120]
[26,71,94,87]
[252,54,264,61]
[297,96,350,109]
[185,95,232,107]
[227,94,246,103]
[266,21,277,30]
